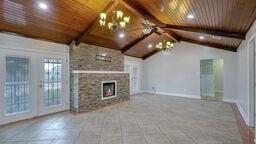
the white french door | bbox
[0,51,36,125]
[132,65,139,92]
[0,50,69,125]
[38,55,68,116]
[124,64,140,94]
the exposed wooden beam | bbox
[74,1,115,45]
[124,54,142,59]
[121,32,153,53]
[180,38,237,52]
[142,49,161,60]
[163,30,180,42]
[121,0,179,42]
[163,24,245,40]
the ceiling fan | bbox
[126,19,165,37]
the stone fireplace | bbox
[70,43,130,112]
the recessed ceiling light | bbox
[199,36,205,40]
[148,44,153,48]
[39,3,48,10]
[187,14,194,19]
[119,33,125,38]
[102,53,107,56]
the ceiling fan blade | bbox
[141,23,151,29]
[155,23,166,28]
[140,33,145,38]
[152,28,162,35]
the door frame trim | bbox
[248,34,256,127]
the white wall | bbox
[124,56,143,94]
[0,33,69,54]
[237,21,256,126]
[142,41,237,101]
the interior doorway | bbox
[200,59,224,101]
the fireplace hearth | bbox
[102,81,117,100]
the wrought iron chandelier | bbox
[156,40,174,51]
[99,0,130,32]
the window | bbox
[5,57,30,114]
[44,59,62,107]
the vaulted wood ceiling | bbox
[0,0,256,59]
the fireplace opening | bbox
[101,81,117,100]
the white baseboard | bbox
[143,91,201,99]
[131,90,143,95]
[236,101,249,126]
[202,93,214,97]
[223,98,236,103]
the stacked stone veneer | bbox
[70,43,130,112]
[70,43,124,71]
[71,73,129,112]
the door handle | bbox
[39,81,43,88]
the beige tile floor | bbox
[0,93,243,144]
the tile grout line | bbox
[118,103,125,144]
[7,117,57,143]
[98,108,106,144]
[133,106,150,144]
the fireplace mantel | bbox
[72,70,129,74]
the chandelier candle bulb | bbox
[108,22,114,30]
[100,13,107,20]
[120,21,126,28]
[124,16,130,23]
[117,11,123,19]
[100,20,106,27]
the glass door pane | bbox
[132,66,139,92]
[5,57,30,115]
[124,64,130,73]
[43,59,62,107]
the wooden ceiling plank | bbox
[74,0,115,45]
[142,49,161,60]
[121,32,153,53]
[163,24,245,40]
[180,37,237,52]
[121,0,179,42]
